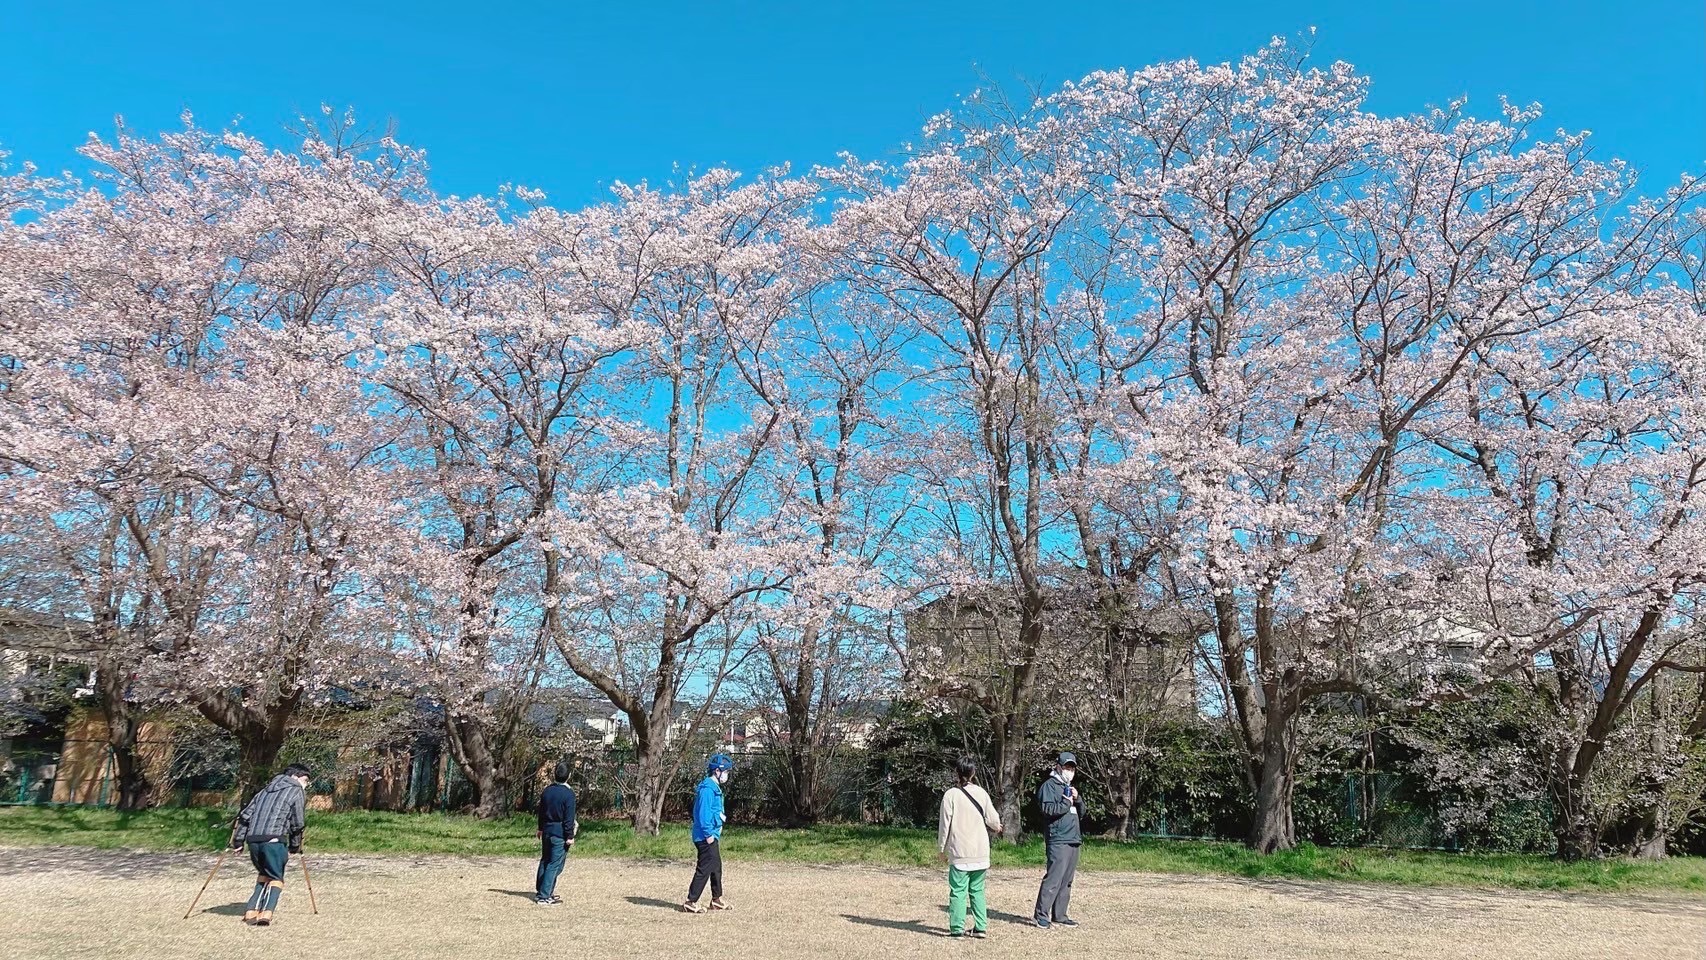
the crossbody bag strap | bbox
[957,785,987,821]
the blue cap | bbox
[1057,752,1077,766]
[707,753,734,772]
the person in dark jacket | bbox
[231,763,311,926]
[681,753,733,913]
[535,761,579,905]
[1032,752,1083,928]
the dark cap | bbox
[1056,752,1076,767]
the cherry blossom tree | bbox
[1063,43,1706,852]
[1430,269,1706,858]
[539,170,820,834]
[0,118,418,798]
[733,279,912,824]
[363,187,638,817]
[822,86,1096,838]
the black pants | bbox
[687,838,723,902]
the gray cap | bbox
[1057,752,1076,766]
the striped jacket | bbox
[237,775,306,847]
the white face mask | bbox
[715,770,728,785]
[1059,769,1075,784]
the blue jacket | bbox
[691,776,725,843]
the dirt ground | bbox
[0,846,1701,960]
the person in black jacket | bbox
[1032,752,1083,928]
[535,761,579,905]
[231,763,311,926]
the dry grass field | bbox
[0,845,1700,960]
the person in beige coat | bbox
[938,756,1004,938]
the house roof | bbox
[0,609,99,659]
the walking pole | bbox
[182,848,231,920]
[298,850,319,914]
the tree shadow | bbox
[487,889,541,901]
[625,896,682,911]
[841,914,945,937]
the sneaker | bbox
[948,931,965,939]
[1055,918,1079,927]
[548,896,563,905]
[681,901,705,914]
[709,899,733,911]
[971,929,988,939]
[1034,919,1051,929]
[535,897,557,906]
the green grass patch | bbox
[2,805,1702,894]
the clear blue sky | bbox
[1,1,1701,206]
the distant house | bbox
[701,700,893,756]
[0,610,97,804]
[525,693,627,748]
[903,589,1200,714]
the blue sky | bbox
[1,1,1701,206]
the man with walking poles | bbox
[230,763,313,926]
[681,752,734,914]
[1033,751,1083,929]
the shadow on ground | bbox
[923,903,1034,927]
[625,897,681,911]
[841,914,945,937]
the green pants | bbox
[947,866,988,934]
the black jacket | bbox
[1036,775,1082,845]
[537,783,578,839]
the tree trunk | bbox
[1549,749,1600,861]
[110,737,153,812]
[1248,711,1297,854]
[97,670,152,811]
[630,732,669,835]
[1554,815,1599,862]
[234,726,290,805]
[780,737,820,826]
[993,711,1029,840]
[776,695,823,825]
[199,694,298,805]
[1107,756,1137,839]
[1631,801,1668,860]
[1613,756,1674,860]
[445,714,511,819]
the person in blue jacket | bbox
[682,753,734,913]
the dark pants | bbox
[1033,841,1080,923]
[536,834,567,900]
[245,841,289,916]
[247,840,289,882]
[687,838,723,902]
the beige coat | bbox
[938,782,1003,871]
